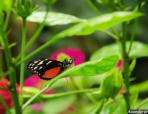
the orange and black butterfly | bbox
[27,58,75,80]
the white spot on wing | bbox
[46,61,52,65]
[39,66,42,70]
[34,61,39,64]
[33,66,38,70]
[38,61,44,65]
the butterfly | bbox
[27,58,75,80]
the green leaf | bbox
[135,98,148,109]
[27,11,86,26]
[130,80,148,93]
[100,69,123,98]
[100,98,127,114]
[129,59,136,76]
[59,11,142,36]
[57,55,119,78]
[93,98,106,114]
[91,41,148,60]
[130,90,138,109]
[43,95,76,114]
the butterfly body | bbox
[27,58,75,80]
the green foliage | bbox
[130,80,148,93]
[56,55,119,78]
[27,11,86,26]
[129,59,136,76]
[58,11,142,37]
[91,41,148,60]
[100,69,123,98]
[100,98,127,114]
[21,11,142,63]
[0,0,147,113]
[93,98,106,114]
[130,90,138,109]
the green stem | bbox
[120,23,130,110]
[16,7,50,61]
[19,18,27,105]
[86,0,101,15]
[0,27,21,114]
[102,30,118,40]
[0,53,3,76]
[42,88,99,99]
[17,34,60,65]
[127,19,138,54]
[4,10,11,32]
[128,1,141,55]
[9,67,22,114]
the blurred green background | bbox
[5,0,148,105]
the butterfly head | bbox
[62,57,75,70]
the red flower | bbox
[0,78,19,114]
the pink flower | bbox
[50,47,85,66]
[24,75,54,112]
[116,59,123,70]
[24,74,40,88]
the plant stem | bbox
[86,0,101,15]
[4,10,11,32]
[19,18,27,105]
[127,19,138,54]
[17,34,60,65]
[0,28,21,114]
[42,88,99,99]
[128,1,141,54]
[102,30,118,40]
[16,7,50,61]
[120,23,130,110]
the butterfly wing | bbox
[27,59,63,80]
